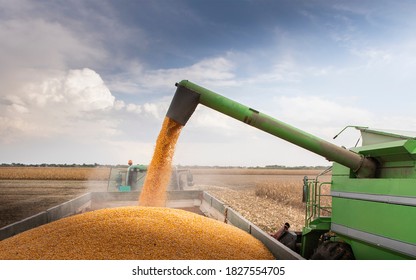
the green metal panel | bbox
[301,217,331,259]
[356,139,416,156]
[332,177,416,197]
[347,239,411,260]
[351,139,416,178]
[331,197,416,259]
[331,156,416,259]
[332,197,416,243]
[354,139,416,163]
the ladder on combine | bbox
[301,167,333,258]
[304,167,332,226]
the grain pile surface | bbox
[139,117,182,207]
[0,206,274,260]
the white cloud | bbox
[114,100,126,110]
[271,95,375,147]
[25,68,115,112]
[126,103,142,114]
[276,95,372,126]
[350,47,392,67]
[0,18,105,73]
[0,68,118,143]
[188,106,234,130]
[0,116,35,144]
[244,57,301,84]
[123,101,167,120]
[9,103,29,114]
[143,103,161,119]
[108,56,237,95]
[156,56,235,83]
[63,69,115,110]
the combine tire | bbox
[310,241,355,260]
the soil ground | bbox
[0,180,106,228]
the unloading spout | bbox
[166,83,201,126]
[166,80,377,178]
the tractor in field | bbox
[166,80,416,260]
[107,161,193,192]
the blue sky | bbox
[1,0,416,166]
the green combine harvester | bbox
[166,80,416,260]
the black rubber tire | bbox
[310,241,355,260]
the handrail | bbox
[304,167,332,227]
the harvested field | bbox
[190,171,331,233]
[0,167,110,181]
[0,180,106,228]
[0,167,329,234]
[190,168,326,176]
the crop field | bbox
[0,167,330,234]
[191,169,331,233]
[0,167,110,180]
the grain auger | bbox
[167,80,377,178]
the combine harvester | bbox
[1,80,415,260]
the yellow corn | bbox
[0,206,274,260]
[139,117,183,207]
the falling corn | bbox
[0,206,275,260]
[139,117,183,207]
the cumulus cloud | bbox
[0,18,105,77]
[0,2,115,146]
[143,103,161,119]
[0,68,118,142]
[126,103,142,114]
[25,68,115,112]
[0,64,175,154]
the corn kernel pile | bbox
[139,117,183,207]
[0,206,275,260]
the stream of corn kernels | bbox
[138,117,183,207]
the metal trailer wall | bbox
[201,192,304,260]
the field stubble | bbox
[190,169,330,233]
[0,167,110,181]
